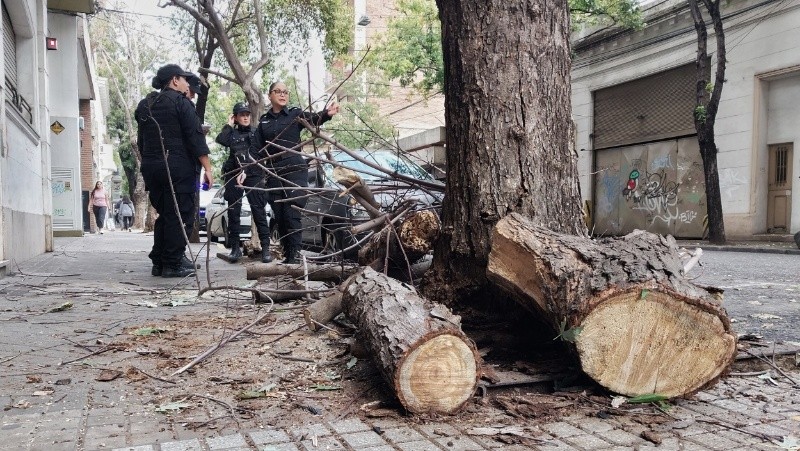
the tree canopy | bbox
[369,0,642,95]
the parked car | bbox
[206,186,274,247]
[299,149,443,257]
[198,183,221,232]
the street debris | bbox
[47,301,73,313]
[95,369,122,382]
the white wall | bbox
[572,0,800,237]
[0,0,49,263]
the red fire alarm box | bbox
[46,37,58,50]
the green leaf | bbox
[561,326,584,343]
[311,384,342,391]
[640,289,649,300]
[47,302,73,313]
[627,393,668,404]
[133,326,170,336]
[155,401,191,413]
[237,390,266,400]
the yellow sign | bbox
[51,121,65,135]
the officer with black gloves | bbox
[252,81,339,264]
[135,64,214,278]
[215,102,272,263]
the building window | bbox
[3,2,32,125]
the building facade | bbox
[1,0,98,273]
[572,0,800,239]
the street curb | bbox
[691,245,800,255]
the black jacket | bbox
[215,124,261,179]
[251,106,331,176]
[135,88,210,193]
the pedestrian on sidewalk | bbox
[216,102,272,264]
[135,63,214,278]
[252,81,338,264]
[116,195,135,231]
[87,181,109,234]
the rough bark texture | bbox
[303,292,343,331]
[358,210,440,267]
[425,0,586,303]
[342,268,480,414]
[487,213,736,397]
[689,0,726,244]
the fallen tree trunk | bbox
[303,292,343,331]
[246,263,358,281]
[486,213,736,398]
[342,268,480,414]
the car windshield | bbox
[323,151,433,182]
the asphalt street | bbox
[692,250,800,343]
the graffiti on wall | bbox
[593,138,706,237]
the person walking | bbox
[216,102,273,263]
[87,181,109,234]
[117,195,135,231]
[135,64,214,278]
[252,82,339,264]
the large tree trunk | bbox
[342,268,480,414]
[487,213,736,397]
[425,0,586,304]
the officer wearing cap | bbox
[252,81,339,264]
[135,64,214,278]
[215,102,272,263]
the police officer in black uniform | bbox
[252,82,339,264]
[135,64,214,278]
[215,102,272,263]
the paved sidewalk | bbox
[0,232,798,451]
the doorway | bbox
[767,143,793,232]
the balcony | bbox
[47,0,95,14]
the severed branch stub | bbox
[341,268,480,414]
[487,213,736,398]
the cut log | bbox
[357,210,440,267]
[303,292,343,331]
[342,268,480,414]
[333,166,381,218]
[246,263,358,281]
[486,213,736,398]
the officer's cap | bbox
[232,102,251,115]
[187,75,203,94]
[151,64,195,89]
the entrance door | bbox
[767,143,793,232]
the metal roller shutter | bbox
[593,63,696,150]
[3,3,17,87]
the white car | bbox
[205,186,274,247]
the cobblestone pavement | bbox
[1,233,798,451]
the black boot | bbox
[261,247,273,263]
[282,246,299,264]
[181,255,201,269]
[228,240,243,263]
[162,265,195,278]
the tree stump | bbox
[487,213,736,398]
[342,268,480,414]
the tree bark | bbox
[303,292,343,331]
[425,0,586,304]
[342,268,480,414]
[689,0,726,244]
[487,213,736,397]
[358,210,440,267]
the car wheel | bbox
[323,227,357,260]
[222,220,232,248]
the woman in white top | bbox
[88,181,109,234]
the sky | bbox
[110,1,327,103]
